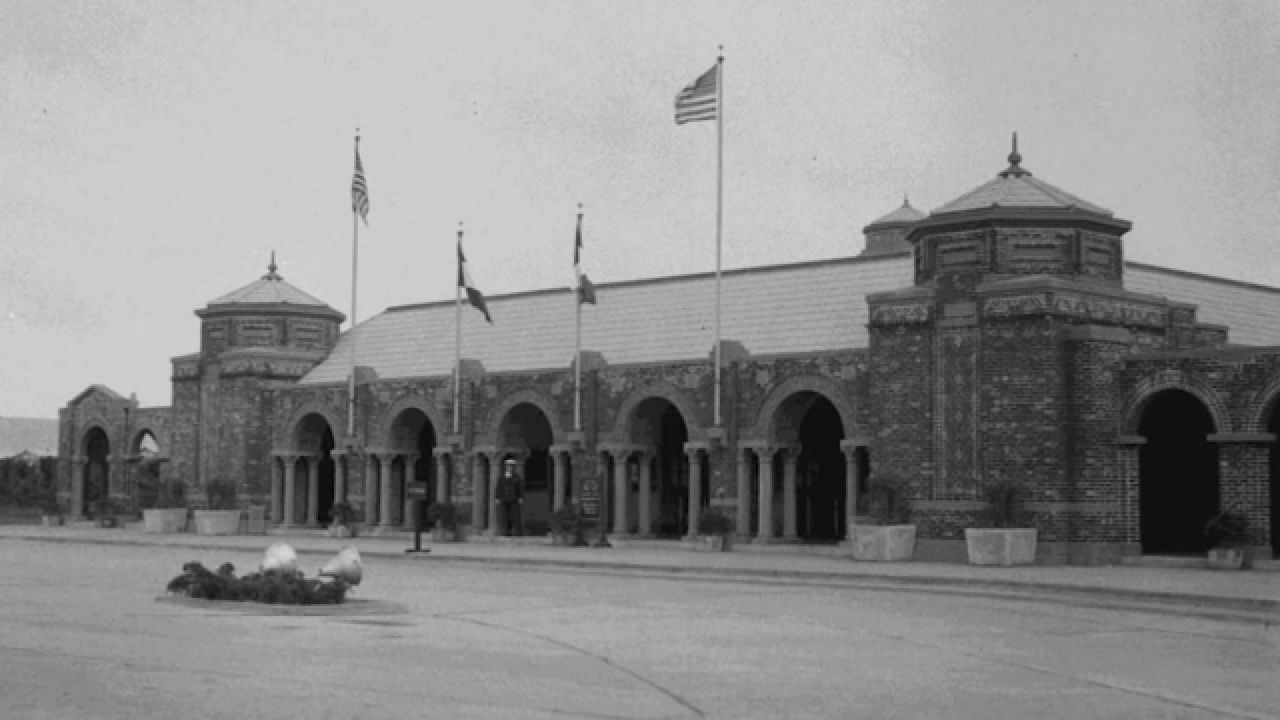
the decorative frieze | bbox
[982,292,1165,327]
[870,302,931,325]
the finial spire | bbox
[998,131,1031,178]
[263,251,281,280]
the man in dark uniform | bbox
[495,458,523,536]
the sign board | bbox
[406,482,429,499]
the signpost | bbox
[405,482,430,554]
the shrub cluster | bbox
[166,561,348,604]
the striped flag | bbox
[675,64,718,125]
[351,141,370,224]
[574,214,597,305]
[457,241,493,323]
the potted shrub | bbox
[193,478,241,536]
[142,477,189,534]
[328,502,358,538]
[1204,510,1253,570]
[428,502,461,542]
[965,480,1038,566]
[39,497,64,527]
[850,481,916,561]
[695,507,735,552]
[548,503,587,546]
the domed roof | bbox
[865,196,927,229]
[206,254,332,309]
[930,135,1115,218]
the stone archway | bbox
[385,406,439,530]
[761,390,848,543]
[1138,389,1219,554]
[82,426,110,518]
[290,412,336,526]
[627,397,691,537]
[494,402,555,536]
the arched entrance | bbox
[82,427,110,518]
[496,403,554,536]
[770,391,847,543]
[630,398,690,537]
[293,413,336,526]
[388,408,438,529]
[1138,390,1219,554]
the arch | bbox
[129,428,161,458]
[1244,371,1280,433]
[374,394,448,451]
[81,425,111,518]
[79,420,112,457]
[1138,389,1219,554]
[608,382,708,444]
[750,374,858,444]
[483,387,564,448]
[1117,374,1232,437]
[279,400,344,454]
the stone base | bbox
[192,510,241,536]
[143,508,189,534]
[965,529,1038,566]
[850,524,916,562]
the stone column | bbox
[841,442,861,529]
[782,447,798,541]
[70,457,85,520]
[434,450,450,504]
[364,454,379,526]
[282,456,298,527]
[685,446,703,539]
[379,454,397,529]
[551,449,567,511]
[612,449,631,536]
[402,453,419,530]
[487,452,503,537]
[471,453,486,530]
[757,446,775,542]
[306,455,321,526]
[637,452,653,537]
[269,455,284,525]
[333,452,347,507]
[736,448,751,539]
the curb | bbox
[8,532,1278,619]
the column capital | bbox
[599,442,645,460]
[840,437,872,452]
[682,441,711,458]
[432,447,453,459]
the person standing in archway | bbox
[496,458,523,536]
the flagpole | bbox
[454,222,463,435]
[574,204,584,432]
[713,48,724,428]
[347,132,361,440]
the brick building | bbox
[57,144,1280,563]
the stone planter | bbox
[965,528,1038,566]
[851,524,916,562]
[327,524,357,538]
[1207,546,1246,570]
[193,510,242,536]
[41,515,64,527]
[244,505,267,534]
[143,508,188,534]
[433,527,460,543]
[697,535,730,552]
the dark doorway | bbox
[498,403,554,536]
[83,427,110,517]
[654,403,690,537]
[1139,390,1218,554]
[318,427,335,524]
[796,396,846,542]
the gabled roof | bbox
[298,253,915,384]
[0,417,58,457]
[206,256,332,309]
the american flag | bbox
[351,141,370,225]
[574,213,597,305]
[675,64,718,125]
[457,241,493,323]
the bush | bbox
[205,478,238,511]
[427,502,459,531]
[330,502,356,526]
[697,507,735,536]
[1204,511,1252,548]
[975,481,1030,529]
[165,561,348,604]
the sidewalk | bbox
[3,524,1277,617]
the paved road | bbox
[1,542,1276,719]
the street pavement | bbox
[0,531,1276,719]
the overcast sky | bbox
[3,0,1278,419]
